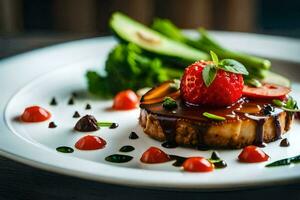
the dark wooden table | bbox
[1,35,300,200]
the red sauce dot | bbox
[183,157,214,172]
[75,135,106,150]
[21,106,51,122]
[238,145,269,163]
[140,146,171,164]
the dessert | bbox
[139,53,295,149]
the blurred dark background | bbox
[1,0,300,57]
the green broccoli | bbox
[86,43,182,98]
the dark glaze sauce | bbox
[254,118,267,147]
[159,117,178,148]
[105,154,133,163]
[169,153,227,168]
[169,155,186,167]
[129,132,139,139]
[119,145,135,152]
[274,115,282,140]
[141,92,291,149]
[197,126,209,150]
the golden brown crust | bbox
[139,109,293,149]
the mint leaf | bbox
[210,50,218,66]
[272,97,300,112]
[202,64,217,87]
[272,99,284,107]
[203,112,225,121]
[219,59,249,75]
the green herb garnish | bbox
[162,97,178,110]
[202,51,248,87]
[202,64,217,87]
[202,112,225,121]
[272,97,300,112]
[266,155,300,167]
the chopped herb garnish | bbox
[97,121,114,127]
[272,97,300,112]
[203,112,225,121]
[162,97,178,110]
[202,51,249,87]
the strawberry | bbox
[180,57,245,106]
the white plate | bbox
[1,32,300,190]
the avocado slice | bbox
[263,71,290,87]
[110,12,209,64]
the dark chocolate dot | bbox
[109,123,119,129]
[280,138,290,147]
[214,160,227,169]
[73,111,80,118]
[85,103,91,110]
[50,97,57,106]
[74,115,99,132]
[48,122,57,128]
[129,132,139,139]
[68,97,74,105]
[211,151,221,160]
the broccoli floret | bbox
[86,43,182,98]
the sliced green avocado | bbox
[263,71,290,87]
[110,12,209,63]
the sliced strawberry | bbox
[243,83,291,100]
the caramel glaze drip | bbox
[141,92,293,149]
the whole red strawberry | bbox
[180,52,247,106]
